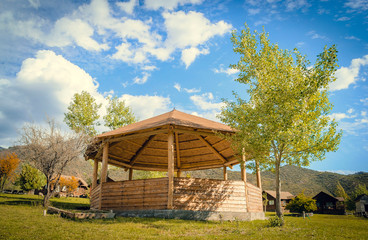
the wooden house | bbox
[312,191,345,215]
[85,110,264,221]
[263,190,294,212]
[55,175,89,197]
[355,194,368,217]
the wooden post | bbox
[223,166,227,180]
[92,159,99,189]
[177,170,181,178]
[129,168,133,180]
[101,143,109,183]
[167,128,174,209]
[242,148,248,212]
[256,160,262,189]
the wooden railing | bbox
[90,177,263,213]
[90,184,101,210]
[246,183,263,212]
[173,178,247,212]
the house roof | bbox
[355,194,368,202]
[312,191,345,202]
[263,190,294,200]
[60,175,88,188]
[85,110,240,172]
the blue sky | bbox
[0,0,367,174]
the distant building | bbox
[263,190,294,212]
[54,175,89,197]
[312,191,345,215]
[355,194,368,217]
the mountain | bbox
[4,145,367,197]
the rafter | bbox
[197,135,227,163]
[129,135,156,165]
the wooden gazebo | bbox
[85,110,264,220]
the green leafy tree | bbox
[104,96,137,130]
[133,170,166,180]
[18,164,46,193]
[336,181,348,200]
[64,91,101,136]
[220,24,342,224]
[285,192,317,213]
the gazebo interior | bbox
[86,110,264,221]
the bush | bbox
[268,216,283,227]
[286,192,317,213]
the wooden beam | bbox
[256,160,262,189]
[197,135,227,163]
[242,148,248,212]
[175,132,181,169]
[129,168,133,180]
[173,128,233,137]
[101,143,109,183]
[92,159,99,190]
[107,129,168,143]
[129,135,156,165]
[177,170,181,178]
[167,129,174,209]
[223,166,227,181]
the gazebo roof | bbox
[86,110,240,171]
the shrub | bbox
[285,192,317,213]
[268,216,283,227]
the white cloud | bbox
[163,11,232,50]
[0,50,107,146]
[133,72,151,84]
[345,36,360,41]
[28,0,41,8]
[248,8,261,15]
[285,0,310,11]
[345,0,368,11]
[181,47,209,68]
[336,16,351,21]
[190,92,225,111]
[183,87,201,93]
[213,65,239,75]
[361,98,368,105]
[330,55,368,91]
[174,83,181,92]
[145,0,203,10]
[120,94,171,120]
[116,0,138,15]
[307,30,329,41]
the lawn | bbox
[0,194,367,240]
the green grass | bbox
[1,194,367,240]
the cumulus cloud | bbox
[133,72,151,84]
[330,55,368,91]
[213,65,239,75]
[174,83,181,92]
[181,47,209,68]
[120,94,171,120]
[116,0,138,15]
[330,108,368,136]
[307,30,329,41]
[345,0,368,11]
[145,0,203,10]
[190,92,225,111]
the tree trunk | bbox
[275,158,284,225]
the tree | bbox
[19,120,89,207]
[285,192,317,213]
[64,91,101,136]
[104,96,137,130]
[262,192,268,212]
[18,164,45,193]
[0,152,20,191]
[336,181,348,200]
[220,24,342,224]
[58,176,79,196]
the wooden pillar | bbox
[92,159,99,189]
[167,129,174,209]
[177,170,181,178]
[129,168,133,180]
[223,166,227,180]
[242,148,249,212]
[256,160,262,189]
[101,142,109,183]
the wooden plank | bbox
[129,168,133,180]
[101,143,109,183]
[167,129,174,209]
[130,135,156,165]
[92,159,99,190]
[223,166,227,180]
[107,129,168,143]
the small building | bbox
[55,175,89,197]
[85,110,265,221]
[263,190,294,212]
[355,194,368,217]
[312,191,345,215]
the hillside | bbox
[2,146,367,197]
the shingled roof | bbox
[86,110,240,171]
